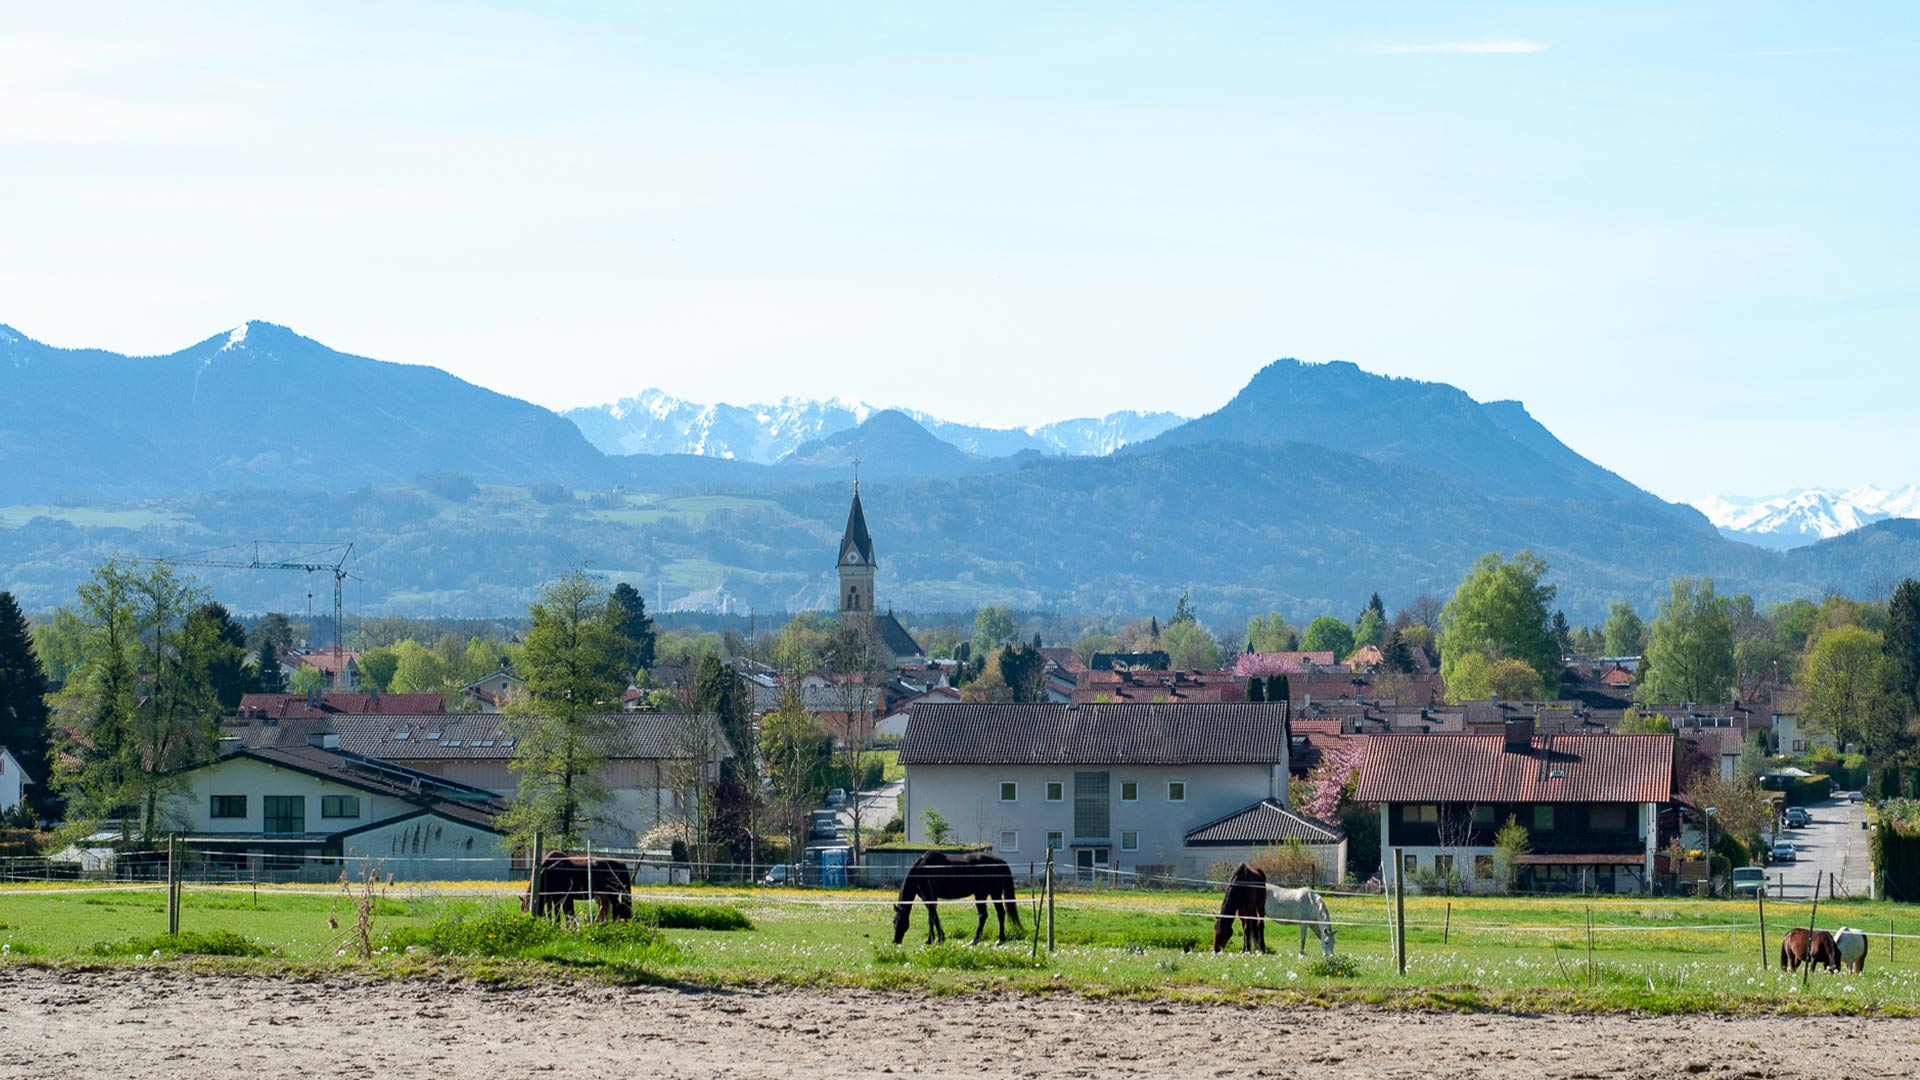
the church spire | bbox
[838,482,876,615]
[839,485,875,567]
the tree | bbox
[388,639,450,695]
[1686,773,1773,852]
[760,687,833,860]
[1170,592,1197,626]
[499,570,628,851]
[1443,652,1543,703]
[1615,707,1673,735]
[288,666,324,695]
[774,612,833,673]
[1602,602,1648,656]
[29,607,88,685]
[607,582,657,675]
[356,646,399,693]
[1380,628,1416,674]
[1800,625,1892,753]
[996,644,1048,703]
[1245,612,1299,653]
[1265,673,1290,704]
[1397,595,1444,631]
[921,808,953,846]
[1160,620,1222,670]
[1302,616,1355,661]
[1550,610,1573,658]
[1886,579,1920,708]
[1353,608,1386,649]
[1491,816,1530,891]
[1725,593,1786,691]
[1640,577,1735,705]
[1245,677,1264,702]
[694,654,755,862]
[254,639,287,694]
[1438,551,1560,696]
[825,619,887,855]
[183,602,251,710]
[248,612,296,653]
[972,606,1015,653]
[0,592,54,818]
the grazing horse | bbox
[1835,927,1870,974]
[892,852,1024,946]
[1265,885,1337,956]
[523,851,634,920]
[1780,928,1841,973]
[1214,863,1270,952]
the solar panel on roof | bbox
[394,731,410,740]
[426,731,442,740]
[443,739,462,747]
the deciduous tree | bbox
[1640,577,1735,705]
[1302,616,1354,661]
[1160,619,1222,671]
[1438,551,1559,696]
[1602,601,1647,657]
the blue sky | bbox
[3,3,1914,500]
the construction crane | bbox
[141,541,356,671]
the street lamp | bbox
[1704,806,1720,898]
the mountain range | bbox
[563,390,1184,463]
[2,320,1916,622]
[1693,486,1920,551]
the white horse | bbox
[1265,885,1336,956]
[1834,926,1869,974]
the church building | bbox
[837,485,924,666]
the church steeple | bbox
[838,485,876,614]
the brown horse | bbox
[1214,863,1269,953]
[892,851,1024,946]
[1780,928,1841,973]
[523,851,634,920]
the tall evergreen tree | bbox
[1245,676,1265,702]
[694,654,754,861]
[184,602,252,710]
[255,640,287,694]
[0,592,54,818]
[1885,578,1920,708]
[997,644,1048,703]
[607,582,657,675]
[1266,673,1291,704]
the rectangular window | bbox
[1588,804,1628,831]
[999,830,1019,853]
[209,795,246,819]
[1046,831,1064,851]
[1404,804,1439,824]
[263,796,305,836]
[1435,853,1454,877]
[1473,854,1494,879]
[1120,830,1139,852]
[1045,781,1064,803]
[1533,805,1556,831]
[321,795,361,819]
[1075,772,1111,838]
[1402,852,1417,875]
[1471,805,1495,825]
[999,781,1018,803]
[1119,781,1138,803]
[1166,781,1186,803]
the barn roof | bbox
[1354,733,1675,805]
[1184,800,1343,846]
[899,702,1290,766]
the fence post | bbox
[1801,876,1823,989]
[165,834,179,936]
[1891,917,1896,964]
[1443,902,1451,947]
[1392,846,1407,975]
[1585,906,1595,987]
[1756,888,1768,971]
[1044,841,1059,949]
[528,832,544,916]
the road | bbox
[1766,794,1870,899]
[836,778,902,844]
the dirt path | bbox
[2,968,1919,1078]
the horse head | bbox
[1318,922,1337,956]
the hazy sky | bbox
[4,3,1914,501]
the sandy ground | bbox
[3,968,1920,1079]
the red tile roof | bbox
[236,693,445,719]
[1037,647,1086,675]
[1234,651,1336,677]
[1354,733,1675,804]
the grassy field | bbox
[4,880,1919,1014]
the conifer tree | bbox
[0,592,53,817]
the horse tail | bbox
[1001,865,1025,931]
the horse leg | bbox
[971,897,988,946]
[927,901,943,945]
[1300,918,1308,957]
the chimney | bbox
[308,732,341,751]
[1503,716,1535,754]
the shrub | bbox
[88,930,269,958]
[385,910,566,957]
[1310,953,1362,978]
[634,902,753,932]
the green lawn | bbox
[5,881,1920,1013]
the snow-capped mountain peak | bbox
[1692,484,1920,550]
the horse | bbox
[523,851,634,921]
[892,851,1024,946]
[1780,927,1841,973]
[1834,927,1870,974]
[1213,863,1270,952]
[1264,885,1336,956]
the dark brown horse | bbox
[523,851,634,920]
[892,852,1024,946]
[1214,863,1269,953]
[1781,928,1841,973]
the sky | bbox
[3,3,1915,501]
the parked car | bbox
[1848,790,1866,803]
[809,809,842,841]
[1771,840,1797,862]
[1784,807,1810,828]
[825,788,848,808]
[760,863,802,886]
[1730,867,1767,897]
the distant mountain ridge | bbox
[1694,485,1920,550]
[564,389,1184,462]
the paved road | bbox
[836,778,902,842]
[1767,795,1870,898]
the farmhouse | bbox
[163,740,511,882]
[227,711,729,849]
[899,702,1343,883]
[0,745,33,814]
[1355,719,1675,895]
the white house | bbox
[1355,720,1676,895]
[226,711,729,850]
[0,746,32,815]
[164,740,512,882]
[899,702,1339,884]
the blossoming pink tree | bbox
[1299,738,1367,822]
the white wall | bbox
[167,756,423,835]
[0,749,27,813]
[343,815,511,881]
[397,757,685,848]
[904,762,1286,879]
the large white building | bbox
[899,702,1343,883]
[0,746,32,816]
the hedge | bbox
[1873,822,1920,902]
[1782,774,1834,806]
